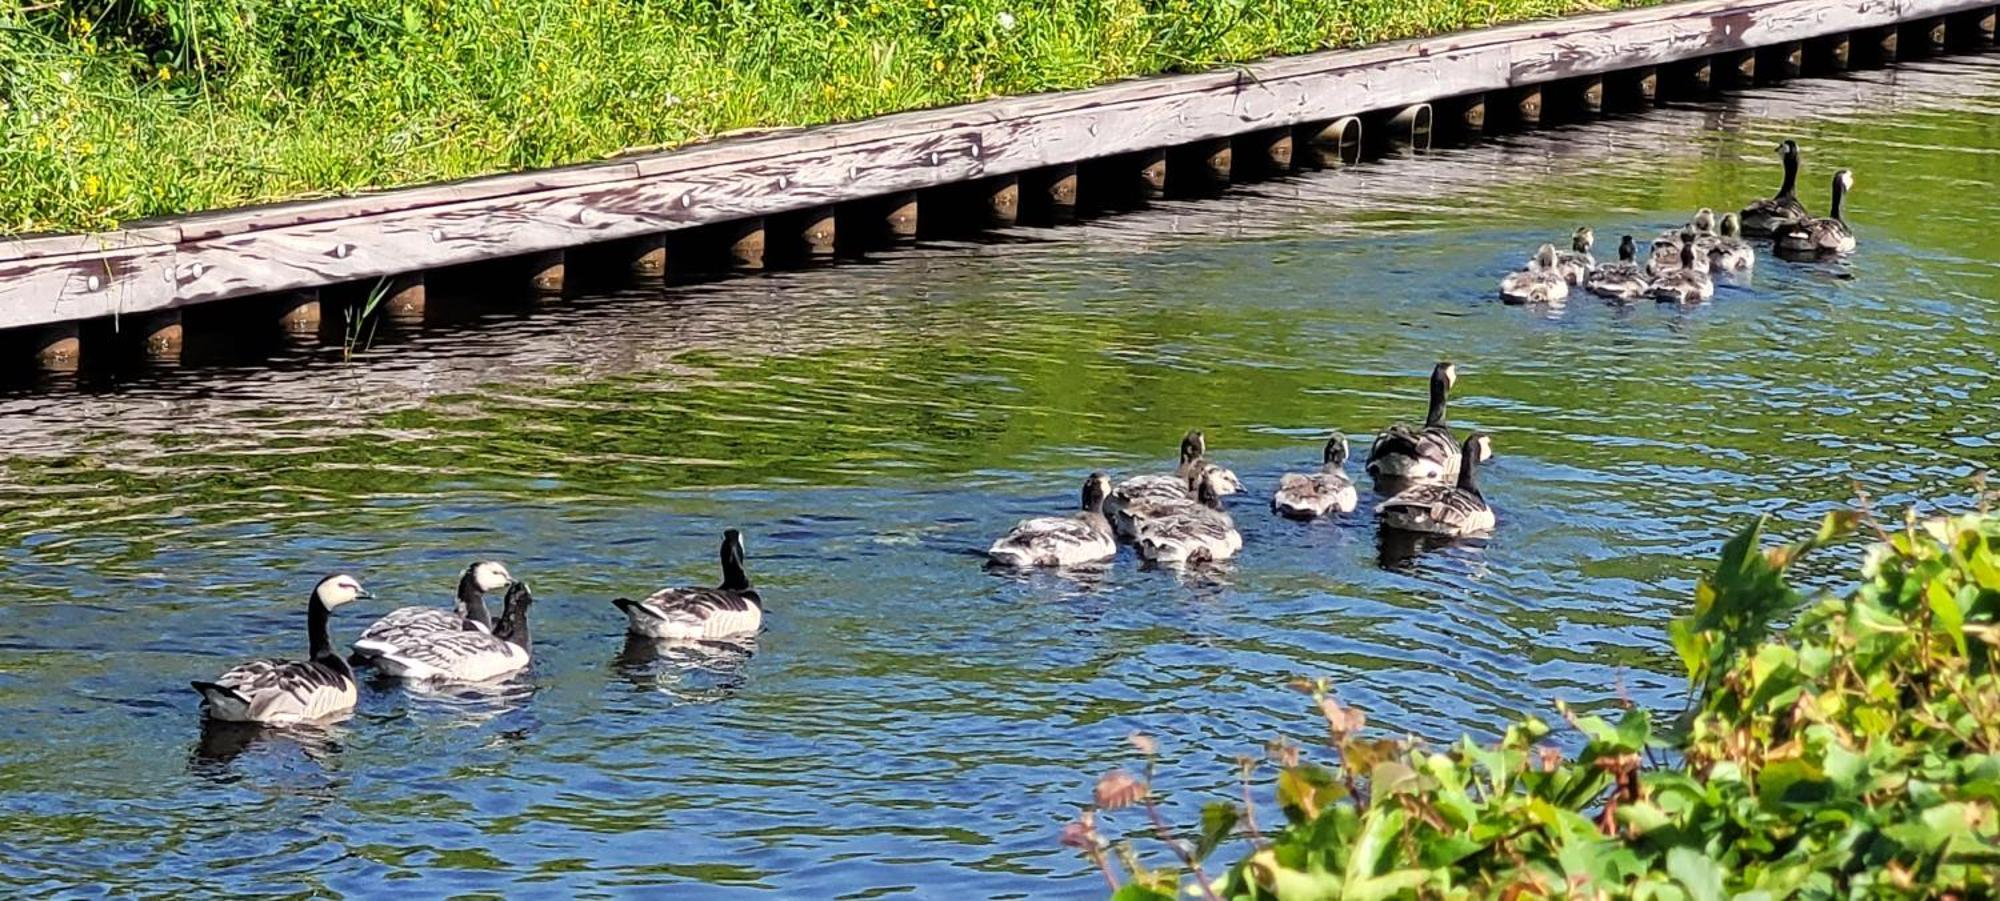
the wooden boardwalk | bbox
[1,0,1994,364]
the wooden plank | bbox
[1,0,1987,328]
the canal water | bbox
[2,54,1998,897]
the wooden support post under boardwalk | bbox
[1136,149,1167,199]
[1981,7,1997,42]
[1241,129,1293,177]
[383,272,426,327]
[1303,117,1362,166]
[1731,50,1757,84]
[1874,24,1900,61]
[1926,15,1949,50]
[883,192,919,241]
[1027,163,1078,223]
[1452,96,1485,137]
[527,250,565,296]
[629,233,668,279]
[1818,32,1852,70]
[1779,42,1805,77]
[1635,67,1659,103]
[984,176,1019,227]
[729,218,766,270]
[1385,104,1433,153]
[800,207,838,256]
[1194,138,1232,187]
[1687,57,1714,93]
[33,323,80,374]
[276,289,322,343]
[140,310,183,364]
[1514,85,1543,126]
[1576,76,1605,115]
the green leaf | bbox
[1370,760,1420,803]
[1195,802,1240,862]
[1927,579,1968,655]
[1666,847,1725,901]
[1345,868,1435,901]
[1109,883,1176,901]
[1343,806,1407,884]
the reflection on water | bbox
[2,54,1999,895]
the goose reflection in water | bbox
[189,720,345,776]
[614,634,757,702]
[1375,527,1487,571]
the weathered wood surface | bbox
[1,0,1989,330]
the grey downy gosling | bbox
[1108,429,1243,541]
[1775,169,1856,255]
[351,560,510,665]
[1376,433,1497,538]
[1550,227,1595,286]
[1133,464,1244,565]
[1366,361,1462,485]
[1498,243,1570,305]
[1738,139,1810,237]
[1705,212,1756,271]
[1273,433,1360,520]
[987,472,1117,568]
[1116,463,1242,541]
[363,580,535,683]
[1656,207,1718,244]
[1585,236,1652,301]
[1651,241,1716,304]
[1649,229,1712,277]
[614,530,763,641]
[191,574,372,724]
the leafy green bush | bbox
[1066,509,2000,898]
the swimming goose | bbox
[1648,230,1712,277]
[1106,429,1243,534]
[1377,433,1497,537]
[191,574,371,724]
[1739,140,1811,236]
[351,561,510,665]
[1650,242,1715,304]
[1366,362,1461,485]
[1498,244,1569,305]
[1585,236,1651,301]
[1550,227,1595,286]
[1657,208,1717,243]
[1775,169,1856,254]
[363,580,535,683]
[614,530,763,641]
[1133,466,1243,565]
[1704,213,1756,271]
[988,472,1117,567]
[1273,433,1359,519]
[1115,463,1241,541]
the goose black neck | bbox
[1829,176,1846,221]
[306,595,343,669]
[455,571,495,629]
[1619,237,1636,262]
[1457,446,1483,495]
[1424,376,1449,430]
[494,595,531,652]
[1778,146,1799,197]
[720,542,751,592]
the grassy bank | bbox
[0,0,1643,236]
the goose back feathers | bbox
[353,560,510,664]
[1273,434,1359,519]
[1377,433,1497,537]
[1367,362,1462,485]
[365,581,536,683]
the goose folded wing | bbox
[217,659,352,720]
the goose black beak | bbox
[357,589,375,600]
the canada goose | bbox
[1106,429,1243,530]
[1648,230,1712,277]
[191,574,371,724]
[1550,227,1595,286]
[1585,236,1651,301]
[361,580,535,683]
[351,561,510,665]
[1650,242,1716,304]
[1273,434,1359,519]
[988,472,1117,567]
[1366,362,1461,485]
[1704,213,1756,271]
[613,530,763,641]
[1775,169,1856,254]
[1133,466,1243,565]
[1739,140,1811,236]
[1499,244,1570,304]
[1377,433,1496,537]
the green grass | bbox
[1,0,1644,236]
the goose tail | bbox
[191,680,251,719]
